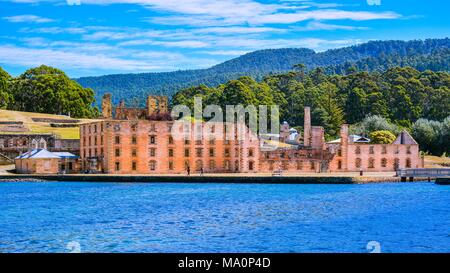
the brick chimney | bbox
[340,124,349,145]
[340,124,349,171]
[304,107,311,146]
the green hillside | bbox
[75,38,450,105]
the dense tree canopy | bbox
[411,118,450,155]
[7,65,98,118]
[172,66,450,142]
[350,115,401,135]
[0,67,12,109]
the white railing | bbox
[396,168,450,178]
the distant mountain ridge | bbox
[75,38,450,105]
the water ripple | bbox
[0,182,449,253]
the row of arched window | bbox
[0,138,46,149]
[337,158,412,169]
[354,146,412,155]
[116,160,256,172]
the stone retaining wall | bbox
[0,174,389,184]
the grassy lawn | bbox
[424,155,450,168]
[27,124,80,139]
[0,109,100,139]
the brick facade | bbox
[15,158,59,174]
[79,95,423,175]
[328,125,422,172]
[80,120,260,174]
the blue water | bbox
[0,181,449,253]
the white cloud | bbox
[201,50,250,56]
[3,14,55,23]
[248,9,399,25]
[295,21,369,31]
[148,15,233,27]
[81,27,275,44]
[5,0,400,26]
[21,37,49,47]
[122,40,210,48]
[0,43,219,73]
[0,45,159,70]
[82,29,164,41]
[281,1,344,9]
[20,26,87,34]
[83,0,281,18]
[5,0,53,2]
[149,9,399,27]
[0,0,399,75]
[194,26,286,35]
[211,37,364,52]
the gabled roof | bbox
[16,149,60,159]
[52,152,78,159]
[15,149,78,159]
[393,130,418,145]
[351,135,371,143]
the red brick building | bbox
[327,125,423,172]
[80,95,259,174]
[80,94,422,174]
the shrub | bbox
[369,130,396,144]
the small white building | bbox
[15,149,78,174]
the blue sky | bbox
[0,0,449,77]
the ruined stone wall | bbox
[54,139,80,154]
[259,148,323,173]
[101,93,112,119]
[114,107,147,120]
[311,126,324,150]
[0,134,80,165]
[146,96,157,116]
[156,96,169,113]
[0,134,55,154]
[147,95,169,117]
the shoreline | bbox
[435,177,450,185]
[0,174,432,184]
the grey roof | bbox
[16,149,60,159]
[351,135,371,143]
[327,135,371,144]
[15,149,77,159]
[52,152,78,159]
[393,130,418,145]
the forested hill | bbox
[323,48,450,74]
[75,38,450,105]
